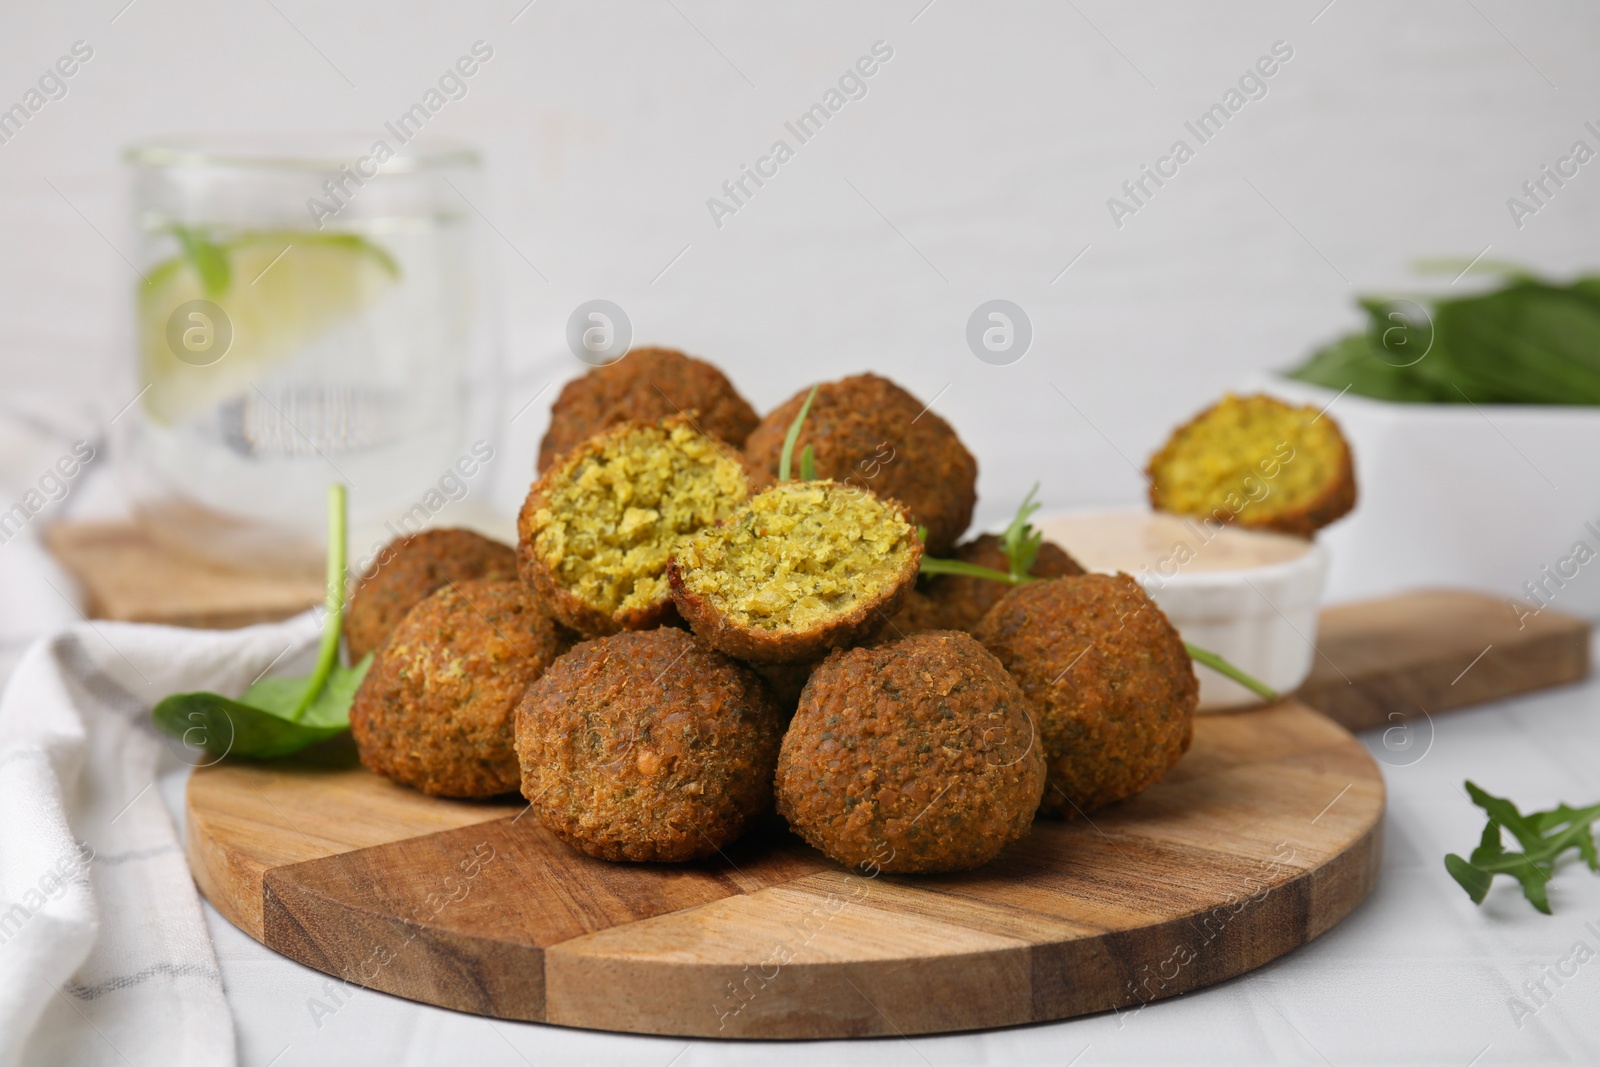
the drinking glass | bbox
[121,135,495,575]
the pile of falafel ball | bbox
[346,348,1199,875]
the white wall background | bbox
[3,0,1597,535]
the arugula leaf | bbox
[152,484,366,760]
[1445,853,1494,905]
[1445,781,1600,914]
[779,385,820,481]
[918,557,1026,584]
[999,483,1044,580]
[1182,643,1278,701]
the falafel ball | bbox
[1146,393,1356,538]
[972,574,1197,817]
[775,631,1046,873]
[752,660,816,718]
[518,417,753,636]
[742,375,978,556]
[345,528,519,662]
[350,579,567,798]
[926,534,1086,633]
[538,347,760,473]
[667,480,923,663]
[514,628,785,863]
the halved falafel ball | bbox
[1146,393,1356,538]
[514,628,785,863]
[345,528,519,662]
[776,631,1046,873]
[973,574,1197,817]
[926,534,1085,634]
[667,480,923,664]
[350,579,567,798]
[538,347,760,473]
[743,375,978,556]
[518,417,752,637]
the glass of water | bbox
[121,135,495,575]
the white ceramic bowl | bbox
[1246,374,1600,620]
[1037,510,1330,711]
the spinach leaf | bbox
[152,484,369,761]
[1285,271,1600,405]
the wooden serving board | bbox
[183,589,1586,1039]
[191,705,1381,1038]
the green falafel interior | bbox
[672,480,919,632]
[527,419,749,618]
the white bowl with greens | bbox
[1262,268,1600,618]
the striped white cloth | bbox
[0,618,310,1066]
[0,401,286,1067]
[0,604,324,1067]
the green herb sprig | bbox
[778,385,820,482]
[999,482,1044,580]
[1445,781,1600,914]
[919,490,1279,701]
[918,486,1045,586]
[152,484,374,760]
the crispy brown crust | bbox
[513,629,785,863]
[752,659,818,718]
[538,347,759,473]
[775,631,1046,873]
[344,529,518,662]
[349,579,568,798]
[665,491,924,664]
[742,374,978,556]
[516,418,752,637]
[973,574,1197,817]
[1145,395,1358,539]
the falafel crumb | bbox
[1147,393,1347,528]
[529,421,748,616]
[673,480,917,632]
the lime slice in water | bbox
[139,230,400,425]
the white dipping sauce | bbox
[1037,510,1309,580]
[1035,509,1329,710]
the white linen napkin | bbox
[0,610,321,1067]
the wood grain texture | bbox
[183,588,1586,1038]
[1295,588,1590,731]
[189,703,1384,1038]
[45,521,323,629]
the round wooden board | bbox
[186,700,1383,1039]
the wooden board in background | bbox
[1295,589,1590,731]
[45,521,323,630]
[189,702,1383,1039]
